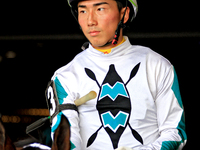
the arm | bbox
[50,76,82,150]
[116,66,187,150]
[140,66,187,150]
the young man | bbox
[47,0,187,149]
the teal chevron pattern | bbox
[101,111,129,133]
[99,82,128,101]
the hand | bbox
[115,147,134,150]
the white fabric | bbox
[50,36,186,150]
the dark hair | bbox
[116,1,124,12]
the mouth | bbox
[89,31,100,36]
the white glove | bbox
[115,147,134,150]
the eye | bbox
[79,10,87,14]
[97,8,105,11]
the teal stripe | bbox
[172,68,187,142]
[171,68,183,108]
[161,67,187,149]
[54,77,68,104]
[70,141,76,150]
[51,112,63,132]
[161,141,181,150]
[51,77,68,132]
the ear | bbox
[120,7,130,24]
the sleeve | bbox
[140,66,187,150]
[50,75,82,150]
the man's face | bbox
[78,0,122,48]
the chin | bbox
[89,38,110,48]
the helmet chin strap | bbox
[98,0,128,47]
[98,20,123,47]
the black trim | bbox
[59,104,78,113]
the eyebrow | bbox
[93,2,109,6]
[78,2,109,8]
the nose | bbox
[87,10,97,27]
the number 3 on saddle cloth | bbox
[26,80,78,147]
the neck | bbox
[94,36,125,54]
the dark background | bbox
[0,0,199,149]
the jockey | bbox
[47,0,187,149]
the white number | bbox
[47,86,56,116]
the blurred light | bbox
[1,109,50,124]
[16,108,49,116]
[0,55,2,62]
[5,51,16,58]
[2,115,21,123]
